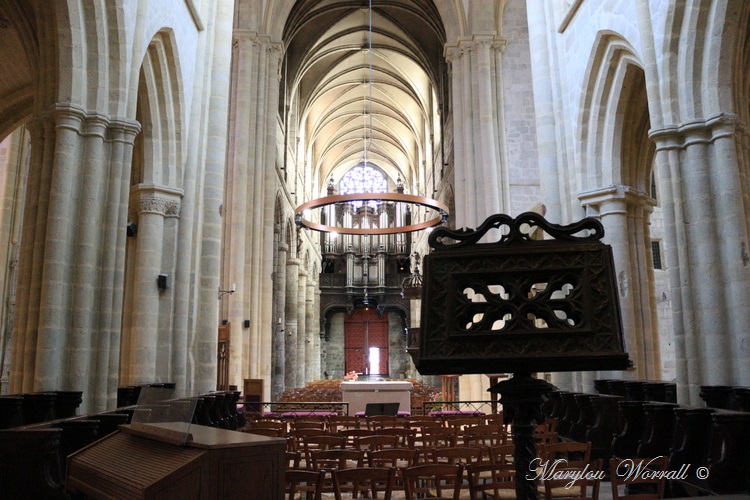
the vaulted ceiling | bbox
[281,0,446,195]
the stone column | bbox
[526,1,565,223]
[96,118,140,409]
[580,185,660,385]
[312,286,322,381]
[11,108,142,413]
[11,116,53,393]
[445,34,508,402]
[284,257,299,388]
[651,116,750,402]
[0,128,29,395]
[127,184,182,385]
[297,268,308,385]
[224,28,283,396]
[305,278,316,382]
[272,243,288,396]
[444,35,508,229]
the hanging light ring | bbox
[295,192,449,235]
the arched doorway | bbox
[344,309,388,376]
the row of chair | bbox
[285,443,668,499]
[247,413,505,433]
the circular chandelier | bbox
[295,192,449,235]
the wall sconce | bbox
[218,283,236,299]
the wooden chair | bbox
[367,448,421,495]
[534,418,559,445]
[310,449,365,471]
[420,426,459,449]
[367,448,420,469]
[430,446,486,465]
[292,420,328,432]
[465,462,516,500]
[446,416,486,431]
[338,428,374,448]
[285,469,324,500]
[245,426,286,438]
[310,449,366,494]
[405,416,443,428]
[403,463,464,500]
[332,466,396,499]
[485,413,505,427]
[286,451,302,469]
[487,444,515,466]
[539,441,592,463]
[609,456,667,500]
[300,435,347,466]
[246,419,287,434]
[289,428,328,453]
[379,427,417,448]
[366,415,400,430]
[354,434,400,452]
[541,459,603,500]
[328,415,360,432]
[461,424,506,448]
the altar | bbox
[340,380,413,416]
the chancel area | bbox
[0,0,750,498]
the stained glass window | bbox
[339,162,388,195]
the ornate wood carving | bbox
[412,212,629,374]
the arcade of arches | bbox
[0,0,748,413]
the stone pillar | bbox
[651,116,750,403]
[579,185,660,383]
[272,243,287,396]
[284,257,299,388]
[10,108,141,413]
[224,28,283,396]
[444,35,508,229]
[305,278,316,382]
[126,185,182,385]
[444,34,508,402]
[11,116,53,394]
[312,286,322,381]
[526,1,565,223]
[0,128,29,395]
[297,268,308,385]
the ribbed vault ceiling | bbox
[282,0,446,195]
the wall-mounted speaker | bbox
[157,274,171,290]
[243,320,250,328]
[126,222,137,237]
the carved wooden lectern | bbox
[409,212,629,500]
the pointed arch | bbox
[132,29,184,187]
[577,31,645,190]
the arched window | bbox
[339,162,388,195]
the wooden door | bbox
[344,309,389,375]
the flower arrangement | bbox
[343,371,359,381]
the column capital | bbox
[25,114,54,140]
[108,118,142,144]
[578,184,655,215]
[52,104,87,133]
[446,34,506,57]
[287,257,301,267]
[649,112,739,151]
[233,29,281,49]
[130,183,184,217]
